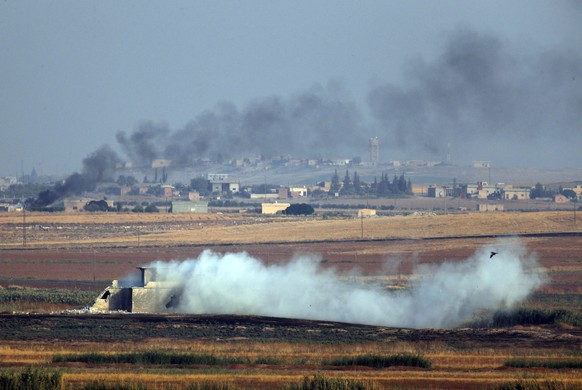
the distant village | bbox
[1,137,581,216]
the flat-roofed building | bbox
[171,201,208,213]
[262,202,290,215]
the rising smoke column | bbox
[148,238,546,328]
[31,145,120,207]
[115,83,367,167]
[109,28,581,168]
[367,27,582,165]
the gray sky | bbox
[1,1,581,177]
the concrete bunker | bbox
[91,267,183,313]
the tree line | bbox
[329,170,412,197]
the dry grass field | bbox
[0,210,580,389]
[0,210,580,248]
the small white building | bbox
[171,201,208,213]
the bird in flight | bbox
[490,251,498,258]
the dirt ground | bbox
[0,235,580,297]
[0,211,581,389]
[0,312,579,349]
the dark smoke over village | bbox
[368,28,582,162]
[31,146,119,207]
[30,28,582,206]
[116,28,581,168]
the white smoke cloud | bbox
[147,238,546,328]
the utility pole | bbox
[22,205,26,247]
[444,190,447,215]
[360,214,364,239]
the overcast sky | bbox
[1,1,581,177]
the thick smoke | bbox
[147,238,545,328]
[111,27,581,168]
[30,27,580,203]
[30,145,120,207]
[116,83,367,167]
[368,27,582,165]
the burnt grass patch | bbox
[0,313,579,351]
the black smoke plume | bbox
[29,145,120,207]
[113,28,581,168]
[116,83,367,167]
[28,26,582,208]
[367,27,582,165]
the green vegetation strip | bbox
[286,373,382,390]
[0,286,98,306]
[53,351,277,365]
[80,382,238,390]
[471,307,582,328]
[0,367,63,390]
[504,358,582,369]
[495,378,572,390]
[325,353,431,369]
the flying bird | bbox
[490,251,498,258]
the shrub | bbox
[144,205,159,213]
[504,358,582,369]
[283,203,315,215]
[325,353,431,369]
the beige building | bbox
[503,188,530,200]
[290,186,308,198]
[564,185,582,200]
[357,209,377,218]
[554,194,569,204]
[261,202,291,215]
[477,203,504,212]
[64,198,114,213]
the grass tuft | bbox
[0,367,63,390]
[286,373,383,390]
[495,378,572,390]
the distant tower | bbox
[369,137,379,166]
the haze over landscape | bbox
[1,1,581,177]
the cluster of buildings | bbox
[426,182,582,201]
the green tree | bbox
[340,170,354,195]
[530,182,555,199]
[84,200,110,212]
[190,176,210,195]
[376,173,391,196]
[329,169,341,195]
[353,171,362,195]
[561,189,577,199]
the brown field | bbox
[0,211,581,389]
